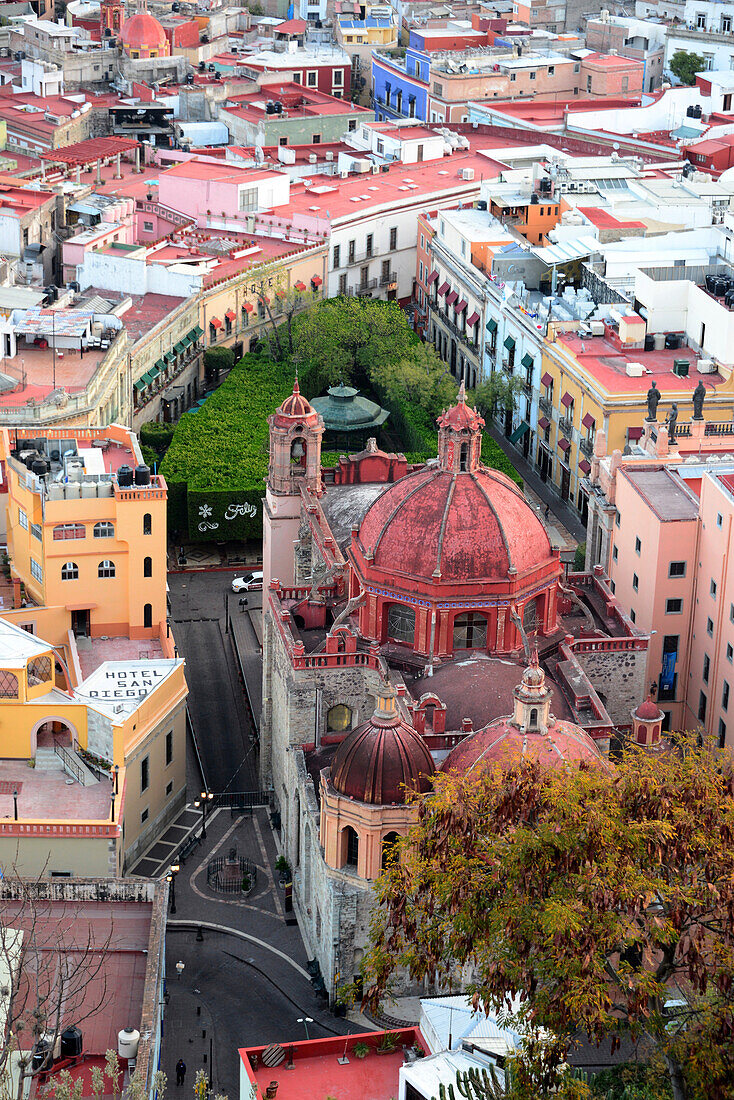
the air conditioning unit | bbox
[697,358,716,373]
[626,361,644,377]
[461,167,475,181]
[672,359,689,377]
[589,320,605,336]
[340,169,349,178]
[371,164,380,174]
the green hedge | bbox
[161,350,522,542]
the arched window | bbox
[143,513,152,535]
[143,556,152,577]
[290,437,306,470]
[327,703,351,732]
[453,612,487,650]
[61,561,78,581]
[28,655,52,685]
[387,604,415,645]
[93,521,114,539]
[343,826,359,868]
[529,708,538,729]
[143,603,153,628]
[0,670,18,699]
[459,442,468,471]
[381,831,400,869]
[523,599,537,633]
[98,559,115,578]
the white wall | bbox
[0,215,20,257]
[77,251,201,298]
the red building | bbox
[239,47,351,99]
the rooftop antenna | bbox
[337,1038,350,1065]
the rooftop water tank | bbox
[134,465,151,486]
[118,1027,140,1060]
[60,1026,83,1059]
[117,465,133,487]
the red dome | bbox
[121,11,167,49]
[635,697,661,720]
[273,378,321,427]
[442,718,605,774]
[331,687,435,804]
[356,466,553,583]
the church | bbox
[260,381,654,1002]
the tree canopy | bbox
[371,342,456,413]
[471,372,525,417]
[669,51,706,86]
[363,741,734,1100]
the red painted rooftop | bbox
[577,206,647,230]
[557,332,724,395]
[274,17,308,33]
[442,716,606,772]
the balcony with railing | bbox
[430,303,480,357]
[379,271,397,288]
[539,394,553,416]
[559,415,574,437]
[580,436,595,457]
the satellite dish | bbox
[613,142,620,150]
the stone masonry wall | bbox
[573,646,648,727]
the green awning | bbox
[149,364,161,379]
[164,351,175,363]
[154,359,166,373]
[504,335,516,350]
[486,318,498,332]
[134,378,147,392]
[174,341,186,354]
[509,421,530,444]
[521,352,534,369]
[180,334,193,348]
[142,369,156,384]
[191,326,204,339]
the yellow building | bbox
[2,424,167,638]
[539,317,734,513]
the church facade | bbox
[260,382,651,1002]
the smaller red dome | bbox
[273,377,320,427]
[635,697,661,720]
[437,381,484,432]
[331,686,435,804]
[121,10,167,48]
[442,719,605,774]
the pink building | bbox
[155,159,290,224]
[585,427,734,748]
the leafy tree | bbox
[371,343,455,413]
[255,279,315,362]
[472,372,524,419]
[363,741,734,1100]
[204,346,235,376]
[668,51,706,86]
[293,297,417,390]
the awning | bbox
[538,416,550,430]
[579,459,591,474]
[427,270,439,285]
[503,335,516,350]
[558,437,571,452]
[148,364,161,379]
[541,371,553,387]
[466,311,480,327]
[438,281,449,296]
[191,325,204,339]
[180,334,193,349]
[486,318,497,332]
[311,275,323,286]
[509,420,530,444]
[259,294,270,304]
[628,427,643,441]
[173,341,186,354]
[142,369,156,384]
[134,378,147,392]
[446,290,458,306]
[164,350,176,363]
[210,316,222,330]
[582,412,595,429]
[521,352,534,369]
[561,391,573,408]
[294,281,307,291]
[225,309,236,322]
[455,299,467,314]
[243,301,254,313]
[155,358,166,373]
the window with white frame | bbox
[18,508,27,531]
[30,558,42,583]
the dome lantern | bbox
[437,381,485,474]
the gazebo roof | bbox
[311,384,389,433]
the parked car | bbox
[231,571,263,593]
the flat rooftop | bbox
[76,634,165,679]
[0,759,112,821]
[82,290,186,343]
[621,466,700,521]
[557,332,725,396]
[0,337,121,408]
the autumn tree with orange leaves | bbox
[362,739,734,1100]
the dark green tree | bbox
[669,51,706,86]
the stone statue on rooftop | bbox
[693,380,706,421]
[665,402,679,442]
[646,379,660,422]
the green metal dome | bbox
[311,384,389,435]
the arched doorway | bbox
[381,831,400,869]
[31,716,79,756]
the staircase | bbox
[34,746,64,772]
[35,742,100,786]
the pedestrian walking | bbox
[544,504,550,520]
[176,1060,186,1087]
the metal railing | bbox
[53,738,85,786]
[206,854,258,894]
[379,271,397,287]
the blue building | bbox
[372,47,430,121]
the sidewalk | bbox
[227,592,263,732]
[487,424,586,545]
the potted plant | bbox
[376,1031,397,1055]
[352,1042,370,1060]
[241,873,252,894]
[275,855,291,884]
[332,999,347,1018]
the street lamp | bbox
[194,791,214,840]
[110,787,116,823]
[297,1017,313,1040]
[12,789,18,821]
[168,862,180,914]
[114,763,119,794]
